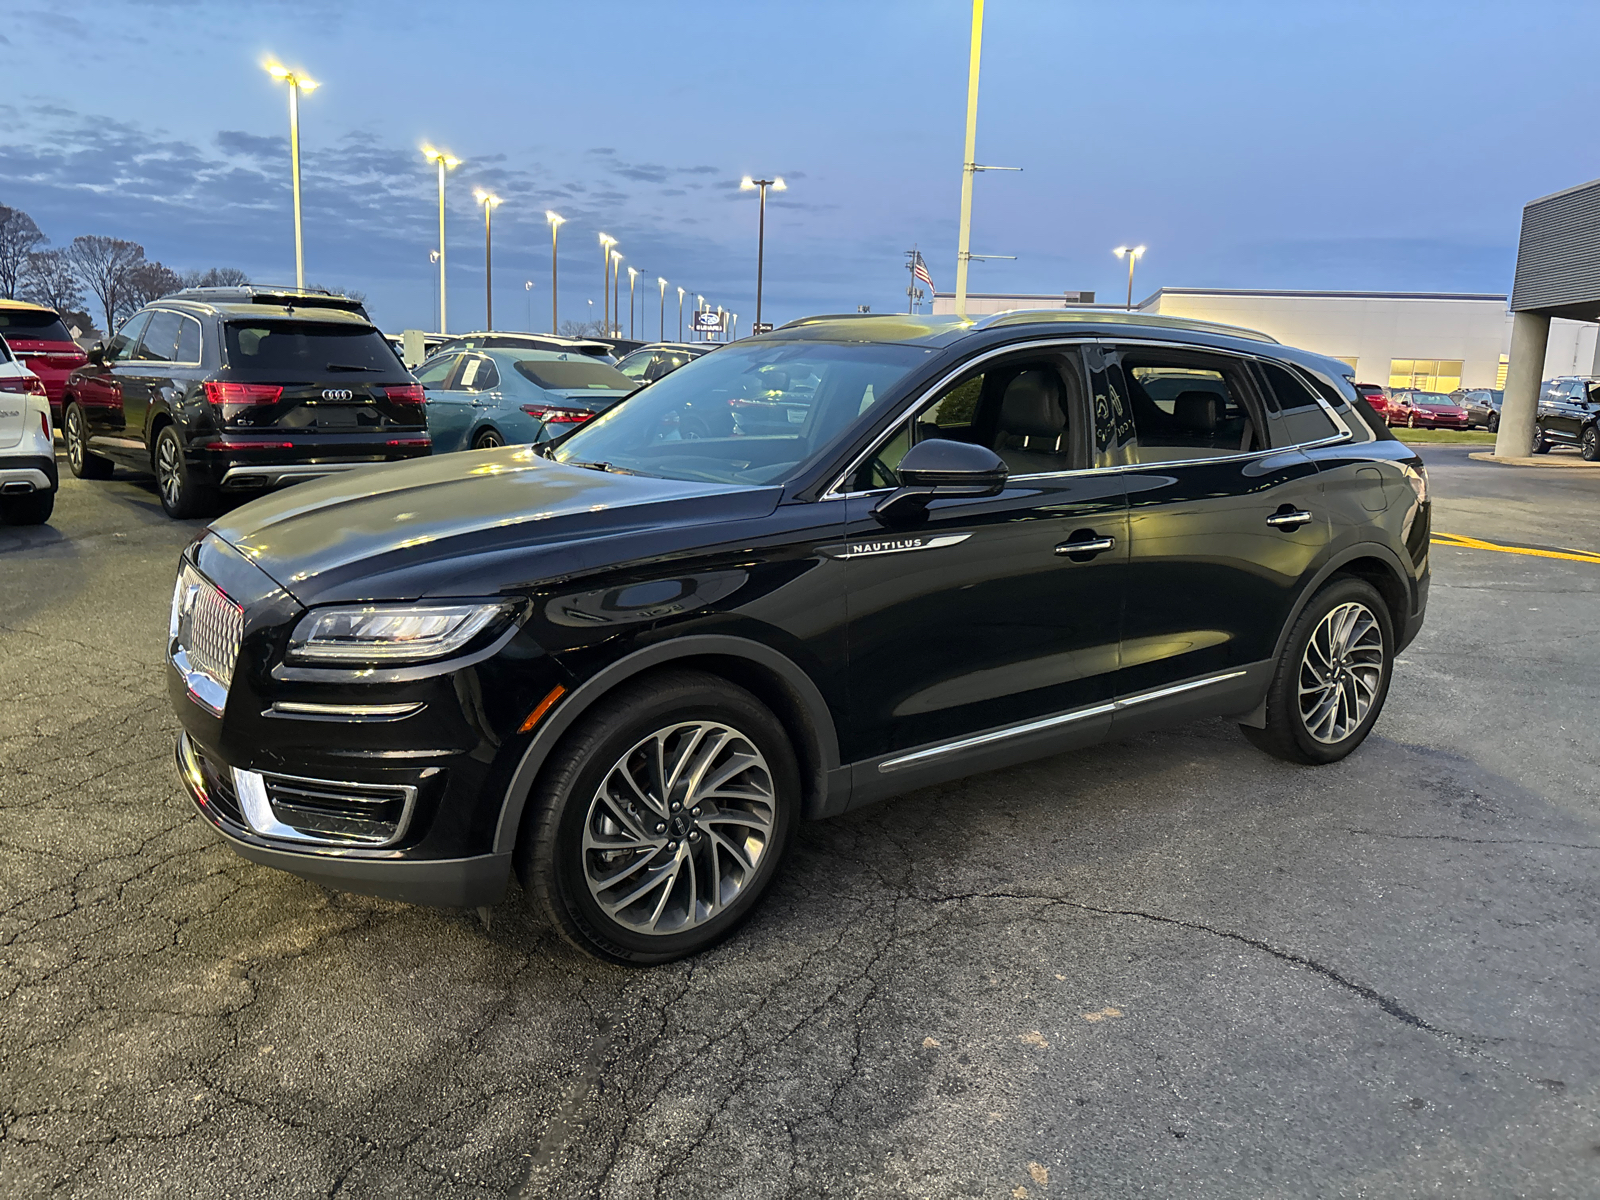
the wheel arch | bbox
[493,634,845,858]
[146,407,176,468]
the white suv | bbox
[0,334,57,524]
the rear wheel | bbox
[0,490,54,525]
[1582,426,1599,462]
[518,670,800,964]
[1240,577,1393,765]
[153,425,217,519]
[472,427,504,450]
[1531,424,1550,454]
[64,403,113,480]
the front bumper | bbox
[177,731,512,907]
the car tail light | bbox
[204,382,283,405]
[0,376,47,396]
[520,405,592,425]
[384,384,425,405]
[385,436,431,447]
[204,441,295,450]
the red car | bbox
[1353,382,1393,420]
[0,299,87,424]
[1387,389,1469,429]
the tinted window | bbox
[0,308,73,342]
[108,313,151,362]
[554,340,928,486]
[222,321,396,375]
[456,355,499,391]
[176,315,201,363]
[615,351,651,380]
[1258,361,1338,445]
[135,310,183,362]
[1116,351,1261,461]
[415,355,457,387]
[513,359,633,390]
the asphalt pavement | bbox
[3,444,1599,1199]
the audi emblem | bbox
[321,388,354,401]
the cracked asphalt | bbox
[3,444,1599,1198]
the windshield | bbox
[552,340,930,485]
[1414,393,1451,404]
[223,321,400,376]
[513,358,634,391]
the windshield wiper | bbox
[326,362,382,372]
[566,459,647,476]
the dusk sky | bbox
[3,0,1594,336]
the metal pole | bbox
[659,280,666,341]
[1125,254,1135,311]
[437,159,447,335]
[954,0,984,320]
[756,181,767,331]
[611,255,621,335]
[550,223,559,333]
[601,243,609,338]
[678,290,684,340]
[629,272,636,339]
[289,83,304,289]
[484,201,493,329]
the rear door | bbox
[1544,381,1588,444]
[77,312,150,449]
[1101,341,1331,730]
[420,354,481,450]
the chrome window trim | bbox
[824,336,1353,501]
[876,668,1248,774]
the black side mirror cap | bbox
[873,438,1008,524]
[85,344,107,366]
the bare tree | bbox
[310,283,367,305]
[66,236,145,335]
[122,260,184,318]
[560,318,609,338]
[0,206,48,299]
[21,248,86,315]
[180,266,251,288]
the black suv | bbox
[169,311,1429,963]
[1533,376,1600,458]
[62,286,430,518]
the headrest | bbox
[1173,391,1219,433]
[999,369,1065,438]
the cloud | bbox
[216,130,285,159]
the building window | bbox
[1388,359,1463,392]
[1496,355,1510,389]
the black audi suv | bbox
[168,310,1429,963]
[63,286,430,518]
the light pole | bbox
[610,250,623,336]
[264,62,319,289]
[474,189,501,329]
[1113,245,1146,310]
[716,305,725,343]
[429,249,440,331]
[545,211,564,333]
[696,294,705,342]
[525,280,533,330]
[739,176,786,331]
[598,234,615,337]
[731,313,739,341]
[677,286,686,340]
[658,278,668,341]
[627,266,639,338]
[422,146,461,333]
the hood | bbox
[208,446,781,606]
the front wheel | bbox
[1531,425,1550,454]
[1240,577,1393,765]
[1407,412,1417,428]
[518,670,800,964]
[1487,412,1500,433]
[1582,426,1599,462]
[64,403,113,480]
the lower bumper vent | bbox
[234,769,418,847]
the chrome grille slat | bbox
[170,564,242,714]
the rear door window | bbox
[1257,360,1339,445]
[415,355,458,388]
[223,321,396,375]
[175,315,202,363]
[135,310,184,362]
[1112,348,1264,461]
[455,354,499,391]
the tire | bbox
[1407,412,1417,429]
[1531,425,1550,454]
[518,669,801,965]
[63,403,113,480]
[0,490,54,525]
[1582,426,1599,462]
[153,425,217,519]
[1487,412,1499,433]
[1239,577,1393,766]
[472,427,504,450]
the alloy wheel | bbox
[1297,601,1385,745]
[1488,413,1499,433]
[156,435,182,509]
[475,429,503,449]
[582,720,776,935]
[66,407,83,471]
[1584,427,1599,461]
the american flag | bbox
[913,254,934,289]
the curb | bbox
[1467,452,1600,469]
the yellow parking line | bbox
[1431,531,1600,565]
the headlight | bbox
[287,602,511,663]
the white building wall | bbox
[1539,317,1600,378]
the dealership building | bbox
[933,287,1600,392]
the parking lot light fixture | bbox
[264,61,318,289]
[598,234,616,337]
[610,250,623,336]
[658,278,668,341]
[739,175,786,333]
[627,266,640,339]
[545,212,565,333]
[1113,244,1146,311]
[524,279,534,330]
[695,294,705,341]
[474,189,501,329]
[422,147,461,333]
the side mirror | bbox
[873,439,1008,525]
[86,343,107,366]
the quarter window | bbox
[456,355,499,391]
[1257,361,1339,445]
[1114,351,1261,461]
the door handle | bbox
[1266,510,1313,529]
[1055,534,1115,557]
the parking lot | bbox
[1,443,1598,1198]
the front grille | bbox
[257,771,416,846]
[171,564,243,713]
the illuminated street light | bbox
[598,234,616,337]
[429,249,440,331]
[676,285,686,340]
[422,146,461,333]
[524,279,534,330]
[1113,244,1147,311]
[545,211,565,333]
[610,249,623,336]
[657,277,668,341]
[627,266,640,339]
[474,189,501,328]
[263,60,319,288]
[696,294,705,342]
[739,175,785,331]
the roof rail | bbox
[171,285,368,315]
[975,308,1279,343]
